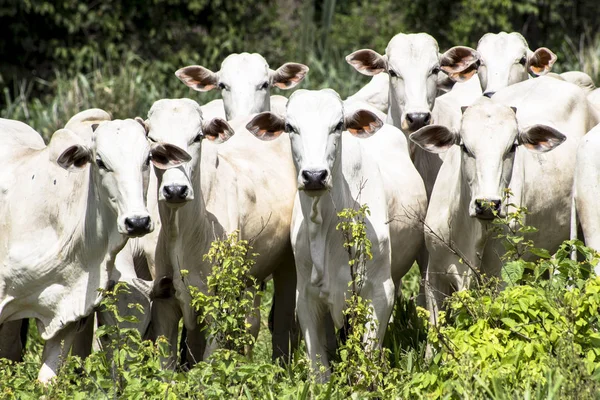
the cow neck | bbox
[454,162,495,270]
[301,144,348,296]
[82,166,125,283]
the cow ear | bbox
[57,144,93,171]
[440,46,480,82]
[518,124,566,153]
[271,63,309,89]
[135,117,149,135]
[528,47,557,76]
[436,72,457,93]
[346,49,387,76]
[246,112,286,141]
[150,143,192,169]
[345,110,383,138]
[202,118,234,144]
[175,65,219,92]
[410,125,458,153]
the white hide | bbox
[345,73,391,114]
[247,89,426,378]
[176,52,308,120]
[0,118,154,382]
[414,77,599,325]
[148,99,298,365]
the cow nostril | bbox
[406,114,414,123]
[491,199,501,210]
[163,186,174,200]
[423,113,431,125]
[316,170,328,182]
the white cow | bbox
[575,124,600,275]
[175,52,308,120]
[345,33,480,199]
[246,89,426,378]
[588,88,600,112]
[0,117,173,382]
[411,77,599,324]
[146,98,298,365]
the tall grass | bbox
[559,31,600,84]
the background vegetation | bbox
[1,0,600,139]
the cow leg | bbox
[70,316,94,359]
[0,320,27,361]
[37,322,77,384]
[271,258,299,362]
[180,323,206,368]
[149,297,182,369]
[297,288,331,382]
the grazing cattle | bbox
[575,124,600,275]
[0,117,164,383]
[346,33,479,199]
[247,89,426,379]
[175,53,308,120]
[411,77,599,324]
[147,98,298,366]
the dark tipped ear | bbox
[345,110,383,138]
[346,49,387,76]
[246,112,286,141]
[135,117,149,135]
[440,46,480,82]
[271,63,309,89]
[202,118,234,144]
[150,143,192,169]
[518,124,566,153]
[175,66,219,92]
[57,145,92,171]
[409,125,458,153]
[528,48,557,76]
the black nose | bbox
[125,216,152,236]
[474,198,501,219]
[302,170,328,190]
[163,185,189,203]
[483,92,495,98]
[405,112,432,131]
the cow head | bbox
[55,119,154,238]
[176,53,308,120]
[346,33,479,133]
[246,89,382,196]
[410,98,565,220]
[145,98,233,208]
[476,32,556,97]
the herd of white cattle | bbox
[1,31,600,383]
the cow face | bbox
[477,32,556,97]
[410,99,566,220]
[57,119,155,237]
[246,89,382,196]
[346,33,479,133]
[176,53,308,120]
[145,98,233,208]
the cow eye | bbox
[193,133,202,143]
[285,123,296,133]
[96,157,109,171]
[218,82,228,90]
[388,70,398,78]
[147,136,157,143]
[518,56,527,65]
[508,143,517,153]
[260,82,269,90]
[334,121,344,131]
[431,67,441,75]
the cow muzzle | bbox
[161,184,193,207]
[121,214,154,237]
[471,197,502,220]
[404,112,432,132]
[300,169,329,194]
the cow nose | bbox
[483,91,495,98]
[474,198,501,219]
[124,216,152,236]
[302,170,328,190]
[163,185,189,203]
[405,112,432,131]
